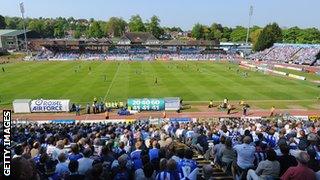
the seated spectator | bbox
[171,148,184,163]
[307,148,320,172]
[11,157,38,180]
[131,141,143,170]
[46,136,56,157]
[65,160,85,180]
[202,164,214,180]
[221,138,236,174]
[52,140,67,160]
[55,153,69,178]
[112,154,130,180]
[253,142,268,168]
[155,159,179,180]
[232,136,255,179]
[44,160,60,180]
[13,144,24,158]
[166,159,180,180]
[149,140,160,162]
[30,142,40,158]
[69,144,83,161]
[277,144,298,176]
[281,151,316,180]
[197,129,209,154]
[115,141,127,158]
[212,135,226,165]
[77,148,94,175]
[247,149,280,180]
[86,163,104,180]
[101,143,116,168]
[178,148,198,179]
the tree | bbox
[210,23,223,40]
[87,21,104,38]
[283,27,301,43]
[105,17,127,37]
[73,24,87,38]
[146,15,164,39]
[28,19,45,37]
[0,15,6,29]
[297,28,320,44]
[230,26,247,42]
[191,23,205,40]
[253,23,282,51]
[222,27,232,42]
[164,26,183,32]
[128,15,146,32]
[204,26,214,40]
[250,28,262,45]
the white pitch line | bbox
[103,63,121,101]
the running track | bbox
[10,109,320,122]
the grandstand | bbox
[250,43,320,66]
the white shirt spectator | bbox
[234,143,256,169]
[78,157,93,175]
[46,144,56,156]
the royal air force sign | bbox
[30,99,70,112]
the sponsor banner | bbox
[169,117,191,123]
[49,119,75,124]
[274,65,302,71]
[31,99,70,112]
[288,74,306,80]
[287,66,303,71]
[240,116,262,120]
[274,65,285,68]
[239,65,250,70]
[293,116,309,121]
[165,97,180,111]
[149,118,164,125]
[127,98,165,111]
[267,69,287,76]
[12,99,31,113]
[309,115,320,121]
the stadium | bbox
[1,1,320,180]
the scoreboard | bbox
[127,98,165,111]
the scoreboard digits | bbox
[128,98,165,111]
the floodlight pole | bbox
[245,5,253,45]
[20,2,28,53]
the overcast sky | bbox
[1,0,319,30]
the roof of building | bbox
[122,32,158,43]
[0,29,30,37]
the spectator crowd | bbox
[1,116,319,180]
[250,43,320,66]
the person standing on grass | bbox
[208,100,213,108]
[105,110,109,119]
[270,106,275,117]
[223,98,228,108]
[243,105,248,116]
[154,77,158,85]
[76,105,81,116]
[227,104,232,114]
[86,103,90,114]
[2,67,5,72]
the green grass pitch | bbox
[0,61,319,109]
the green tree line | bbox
[1,14,319,51]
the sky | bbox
[0,0,319,30]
